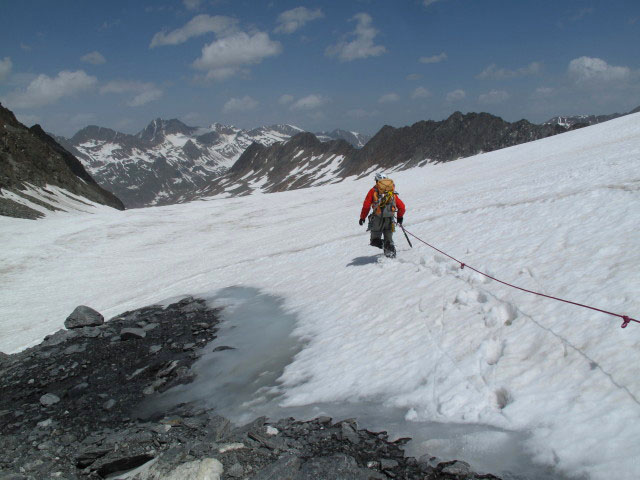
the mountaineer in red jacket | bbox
[359,173,406,258]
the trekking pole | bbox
[398,222,413,248]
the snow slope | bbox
[1,113,639,479]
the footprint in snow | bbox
[493,387,512,410]
[489,302,518,326]
[483,337,505,366]
[453,289,488,306]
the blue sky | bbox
[1,0,639,137]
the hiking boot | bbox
[370,238,383,249]
[383,241,396,258]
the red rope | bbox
[400,225,639,329]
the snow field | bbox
[1,113,640,479]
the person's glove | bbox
[359,218,365,226]
[397,217,403,225]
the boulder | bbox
[39,393,60,406]
[64,306,104,329]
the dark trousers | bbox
[368,215,394,245]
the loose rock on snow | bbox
[64,305,104,329]
[0,296,501,479]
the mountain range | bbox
[57,112,579,206]
[3,103,638,219]
[55,121,371,208]
[544,105,640,128]
[193,111,576,198]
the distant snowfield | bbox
[2,114,640,479]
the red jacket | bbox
[360,186,406,220]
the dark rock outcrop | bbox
[340,111,569,177]
[0,103,124,219]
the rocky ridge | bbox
[0,103,124,220]
[339,111,573,177]
[544,104,640,128]
[200,111,578,197]
[196,132,356,197]
[0,297,500,480]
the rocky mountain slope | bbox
[0,103,124,220]
[315,129,370,148]
[202,111,577,197]
[56,120,370,209]
[196,132,356,197]
[55,120,304,208]
[340,111,572,177]
[544,104,640,128]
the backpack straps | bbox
[371,188,396,216]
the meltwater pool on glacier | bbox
[146,286,573,480]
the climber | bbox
[359,173,406,258]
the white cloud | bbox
[419,52,447,64]
[223,96,258,113]
[100,81,163,107]
[4,70,96,108]
[275,7,324,34]
[193,31,282,80]
[478,89,510,104]
[278,94,294,105]
[325,13,386,62]
[128,89,163,107]
[423,0,440,6]
[100,81,145,94]
[476,62,542,80]
[20,43,31,51]
[411,87,431,99]
[446,89,466,102]
[81,51,106,65]
[183,0,202,10]
[378,92,400,103]
[290,94,328,110]
[406,73,422,81]
[150,15,238,48]
[568,56,631,85]
[0,57,12,81]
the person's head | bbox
[374,172,386,182]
